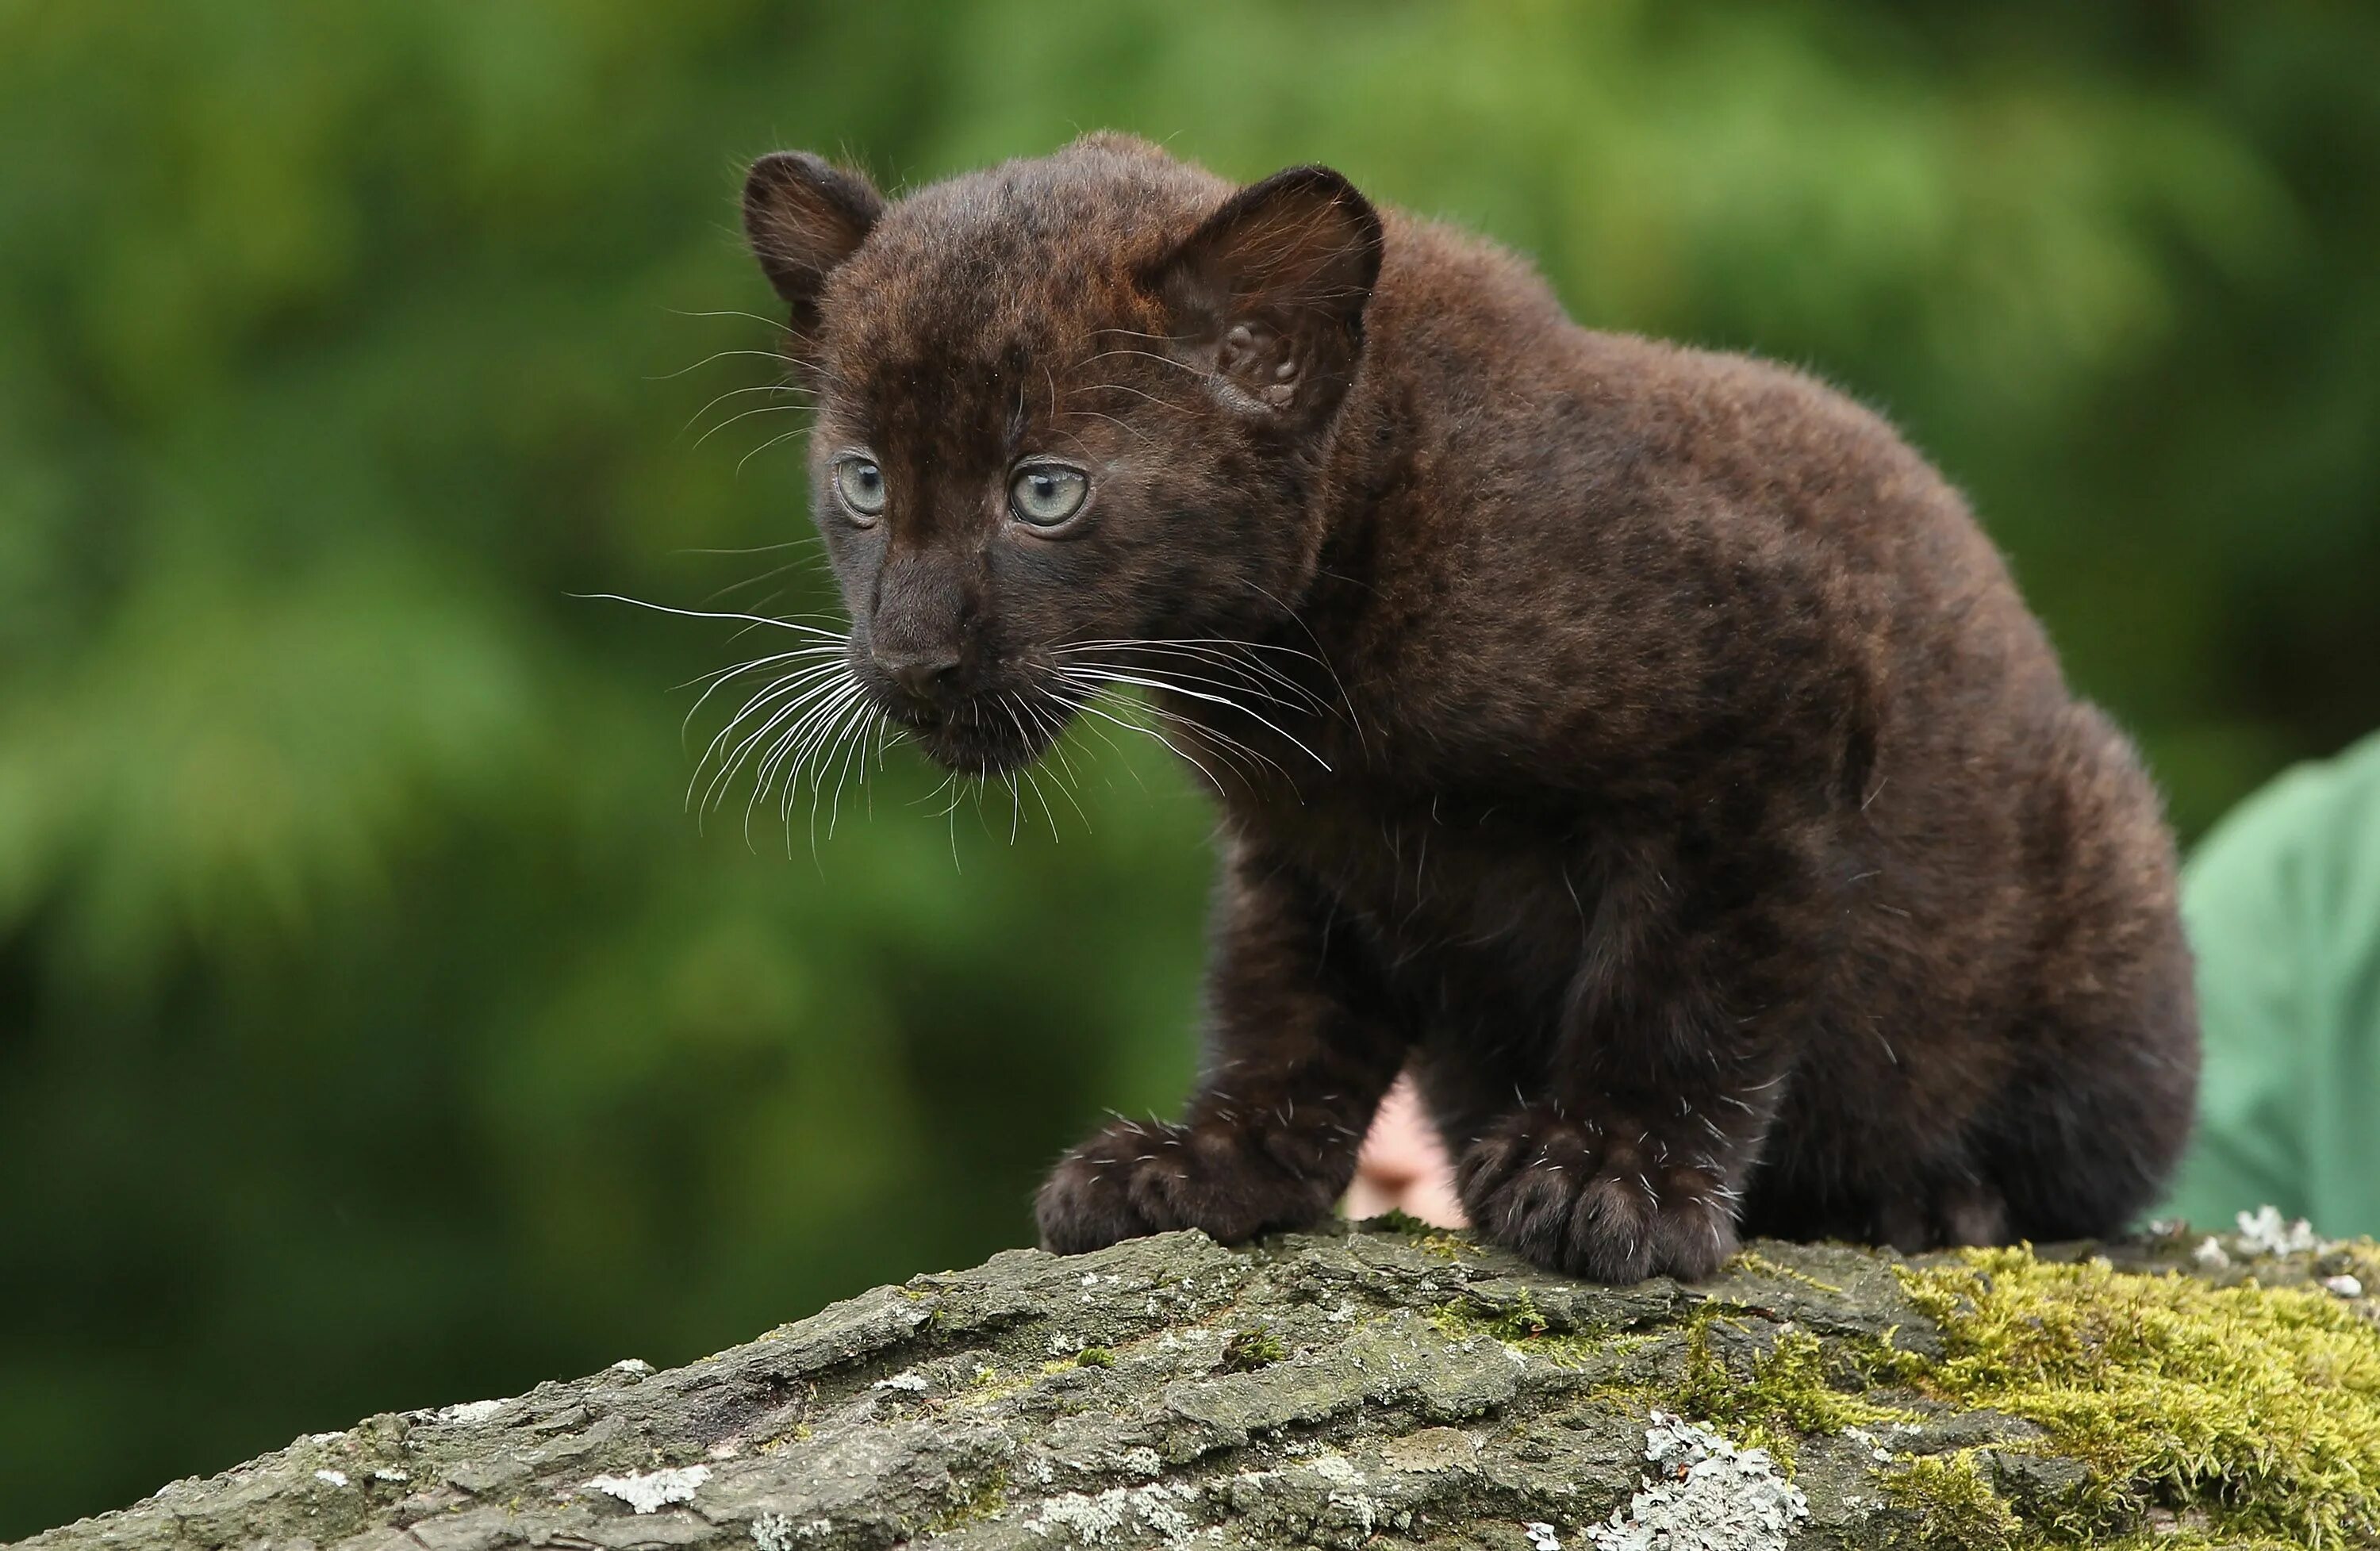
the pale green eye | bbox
[833,456,887,520]
[1009,463,1088,528]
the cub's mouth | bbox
[881,697,1061,778]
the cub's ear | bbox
[1144,165,1384,435]
[742,151,885,368]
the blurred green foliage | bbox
[2,0,2375,1534]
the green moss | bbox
[1357,1211,1469,1261]
[1220,1328,1286,1372]
[1897,1246,2380,1547]
[949,1359,1061,1411]
[1724,1249,1847,1294]
[2095,1529,2300,1551]
[1073,1346,1115,1369]
[1430,1288,1612,1370]
[1433,1286,1549,1344]
[923,1468,1009,1534]
[1421,1243,2380,1544]
[1672,1308,1914,1468]
[1876,1449,2029,1550]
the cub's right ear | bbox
[742,151,884,368]
[1142,165,1383,439]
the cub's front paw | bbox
[1455,1107,1738,1283]
[1035,1119,1338,1255]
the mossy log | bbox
[14,1219,2380,1551]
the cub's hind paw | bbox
[1035,1117,1338,1255]
[1455,1107,1739,1284]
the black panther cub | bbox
[733,133,2199,1282]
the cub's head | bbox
[740,135,1380,776]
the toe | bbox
[1568,1173,1656,1282]
[1646,1192,1738,1280]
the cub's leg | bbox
[1454,854,1803,1283]
[1037,848,1405,1253]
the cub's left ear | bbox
[743,150,885,374]
[1145,165,1384,434]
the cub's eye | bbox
[1008,463,1089,528]
[832,456,887,521]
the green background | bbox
[3,0,2375,1535]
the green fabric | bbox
[2160,729,2380,1239]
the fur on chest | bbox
[1242,794,1606,1000]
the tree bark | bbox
[11,1219,2374,1551]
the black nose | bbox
[874,647,960,704]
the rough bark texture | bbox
[14,1219,2378,1551]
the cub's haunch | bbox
[735,135,2199,1282]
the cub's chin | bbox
[893,702,1060,778]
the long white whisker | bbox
[1056,667,1330,773]
[1055,637,1353,732]
[721,666,855,801]
[647,347,805,381]
[1059,651,1330,722]
[573,593,845,637]
[1020,761,1060,841]
[681,380,812,439]
[996,693,1062,841]
[690,399,809,451]
[1057,407,1154,448]
[1019,695,1092,830]
[668,307,799,328]
[1115,686,1302,789]
[690,666,845,811]
[736,424,814,476]
[1066,693,1234,795]
[711,674,849,820]
[805,693,877,855]
[866,717,896,816]
[1068,347,1207,381]
[1242,578,1371,762]
[1047,690,1143,794]
[747,682,839,818]
[1119,696,1282,788]
[1089,325,1194,346]
[1065,380,1194,416]
[765,681,864,820]
[746,681,862,851]
[678,648,845,740]
[826,700,878,840]
[749,690,845,849]
[700,560,823,609]
[1065,635,1330,669]
[667,538,823,557]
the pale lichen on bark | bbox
[13,1216,2379,1551]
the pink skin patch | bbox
[1344,1076,1466,1227]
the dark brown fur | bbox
[738,134,2199,1281]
